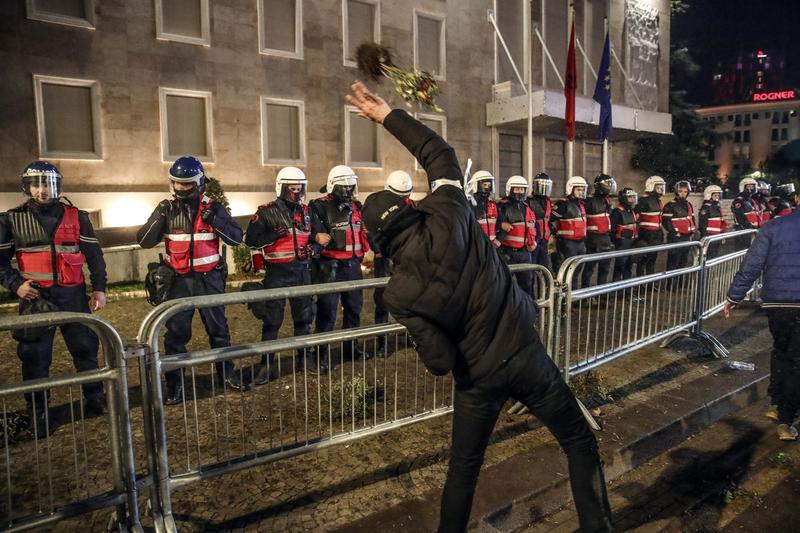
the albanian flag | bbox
[564,21,577,141]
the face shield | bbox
[510,186,527,202]
[532,179,552,197]
[279,183,306,204]
[597,177,618,196]
[24,175,61,205]
[621,190,638,207]
[572,186,587,199]
[477,179,493,197]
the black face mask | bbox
[174,186,199,201]
[332,185,354,204]
[280,188,303,205]
[511,193,526,203]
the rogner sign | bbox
[752,90,797,102]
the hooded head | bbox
[362,190,421,257]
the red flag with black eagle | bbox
[565,21,577,141]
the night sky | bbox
[671,0,800,105]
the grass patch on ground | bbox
[568,371,613,405]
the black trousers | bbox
[260,262,314,366]
[665,234,692,271]
[612,237,635,281]
[373,256,390,325]
[554,239,586,287]
[531,238,550,270]
[634,229,663,277]
[438,343,612,533]
[581,233,613,287]
[765,308,800,424]
[315,257,364,333]
[164,269,234,387]
[501,246,534,297]
[706,240,722,260]
[16,284,103,409]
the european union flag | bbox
[593,33,612,141]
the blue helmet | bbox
[169,156,205,199]
[21,161,62,203]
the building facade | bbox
[697,92,799,181]
[0,0,671,228]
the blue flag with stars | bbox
[593,33,612,141]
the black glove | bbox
[299,243,317,260]
[156,199,171,218]
[200,205,217,226]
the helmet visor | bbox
[24,175,61,203]
[532,179,552,196]
[572,186,587,199]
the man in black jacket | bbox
[349,82,612,533]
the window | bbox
[707,149,715,162]
[584,142,603,179]
[772,112,780,124]
[159,88,214,162]
[781,128,788,141]
[727,115,733,122]
[342,0,380,67]
[345,105,381,166]
[765,112,771,118]
[744,114,751,126]
[545,139,566,194]
[782,111,789,124]
[33,75,102,159]
[734,131,741,143]
[414,113,446,170]
[414,10,446,80]
[26,0,95,28]
[742,145,750,159]
[261,98,305,164]
[733,163,740,171]
[772,128,779,142]
[499,133,524,193]
[155,0,210,46]
[743,130,751,143]
[753,113,759,119]
[734,114,741,127]
[258,0,303,58]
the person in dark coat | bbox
[725,197,800,441]
[348,82,612,533]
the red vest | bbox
[670,201,696,235]
[703,201,727,235]
[476,199,498,241]
[321,201,367,260]
[529,196,552,241]
[638,198,663,231]
[613,207,638,240]
[775,206,793,218]
[15,205,85,288]
[260,203,311,264]
[556,199,587,241]
[499,201,536,249]
[586,197,612,234]
[164,197,220,274]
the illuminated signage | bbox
[752,90,796,102]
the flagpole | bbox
[602,17,609,174]
[525,0,533,189]
[566,3,575,179]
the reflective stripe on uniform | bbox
[165,233,217,241]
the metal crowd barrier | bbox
[0,312,141,532]
[133,264,555,532]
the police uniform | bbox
[661,195,696,271]
[698,199,727,258]
[246,198,318,378]
[472,195,499,245]
[310,194,369,356]
[551,196,587,280]
[137,194,244,400]
[582,195,614,287]
[634,193,664,276]
[731,191,761,249]
[768,197,793,219]
[528,195,552,269]
[497,196,537,296]
[0,201,107,413]
[610,204,638,281]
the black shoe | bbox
[84,395,107,417]
[224,372,250,392]
[165,382,184,405]
[367,341,389,359]
[342,343,365,360]
[253,364,274,386]
[27,407,57,439]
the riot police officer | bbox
[497,175,537,296]
[581,174,617,287]
[611,188,638,281]
[731,177,761,250]
[754,180,772,225]
[662,180,696,272]
[699,185,727,258]
[527,172,552,269]
[370,170,413,358]
[769,182,795,218]
[634,175,666,277]
[551,176,588,282]
[0,161,108,434]
[311,165,369,361]
[466,170,500,248]
[137,156,246,405]
[246,167,319,384]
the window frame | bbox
[260,97,306,165]
[33,74,103,160]
[413,8,447,81]
[257,0,304,59]
[155,0,211,47]
[26,0,96,29]
[341,0,381,68]
[413,112,447,170]
[344,104,382,168]
[158,87,215,163]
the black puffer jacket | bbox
[380,110,542,388]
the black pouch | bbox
[241,281,269,321]
[13,295,59,343]
[312,259,337,284]
[145,256,175,306]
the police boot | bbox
[84,393,108,417]
[254,361,275,386]
[342,340,366,360]
[165,381,184,406]
[224,370,250,392]
[27,404,57,439]
[367,336,389,359]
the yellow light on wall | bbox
[103,197,155,228]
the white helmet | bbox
[385,170,413,196]
[739,177,757,193]
[327,164,358,201]
[757,180,771,195]
[505,175,529,199]
[704,185,722,201]
[566,176,588,198]
[645,175,666,194]
[276,166,307,202]
[466,170,495,197]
